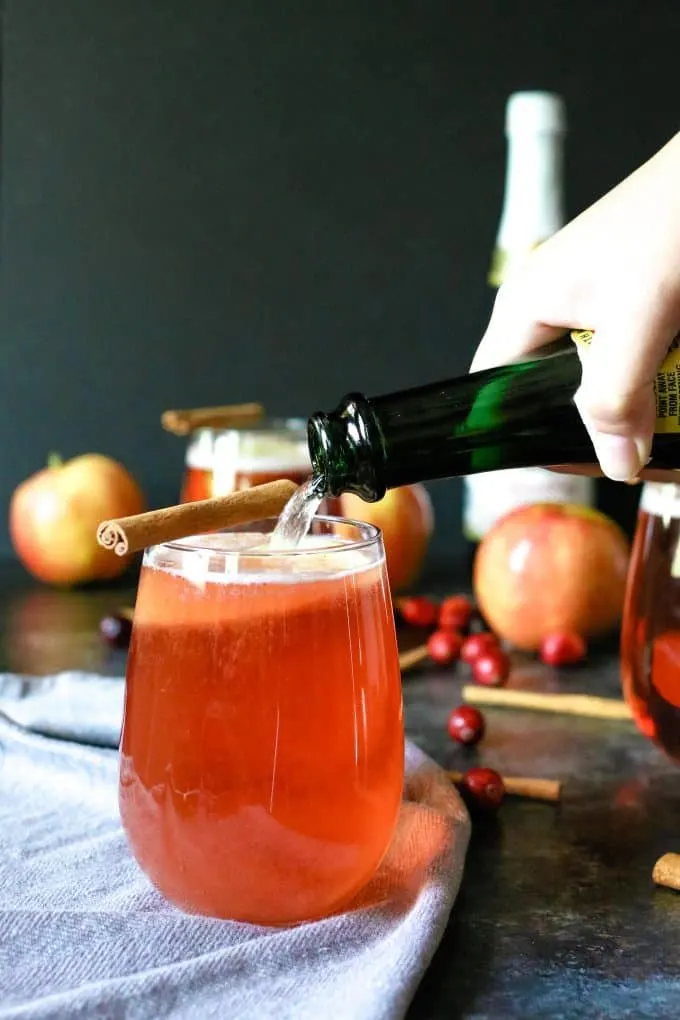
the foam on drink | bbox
[144,530,379,590]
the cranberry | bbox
[461,631,499,664]
[99,613,133,649]
[438,595,473,633]
[540,630,587,666]
[447,705,486,745]
[398,596,438,629]
[461,767,505,811]
[427,629,464,666]
[472,648,510,687]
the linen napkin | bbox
[0,672,470,1020]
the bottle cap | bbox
[505,91,566,136]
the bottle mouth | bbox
[307,400,385,503]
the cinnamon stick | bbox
[652,853,680,891]
[161,402,266,436]
[398,645,430,672]
[447,771,561,803]
[462,684,633,721]
[97,479,299,556]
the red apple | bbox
[340,484,434,593]
[10,453,146,586]
[473,502,630,651]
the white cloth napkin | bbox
[0,671,125,746]
[0,672,470,1020]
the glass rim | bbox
[158,515,382,558]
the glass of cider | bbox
[621,482,680,762]
[119,517,404,924]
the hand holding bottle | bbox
[471,131,680,483]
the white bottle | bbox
[462,91,594,542]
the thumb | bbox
[573,326,666,482]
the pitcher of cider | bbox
[621,482,680,761]
[181,418,311,503]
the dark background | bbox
[1,0,678,560]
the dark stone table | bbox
[1,558,679,1019]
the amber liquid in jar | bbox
[621,483,680,761]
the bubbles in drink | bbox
[270,476,325,550]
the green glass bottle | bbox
[307,333,680,502]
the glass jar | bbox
[180,418,311,503]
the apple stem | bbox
[47,452,63,470]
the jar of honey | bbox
[621,482,680,761]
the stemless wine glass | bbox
[621,482,680,762]
[119,517,404,925]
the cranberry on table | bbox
[447,705,486,745]
[471,648,510,687]
[99,613,133,650]
[461,767,505,811]
[398,596,438,629]
[540,630,587,666]
[438,595,474,633]
[427,628,464,666]
[461,631,499,664]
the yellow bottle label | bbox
[571,329,680,434]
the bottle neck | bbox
[496,131,565,257]
[308,340,592,501]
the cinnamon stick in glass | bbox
[97,479,298,556]
[161,402,266,436]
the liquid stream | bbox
[270,476,324,550]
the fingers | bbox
[573,324,670,482]
[574,394,654,483]
[470,282,566,373]
[473,281,673,483]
